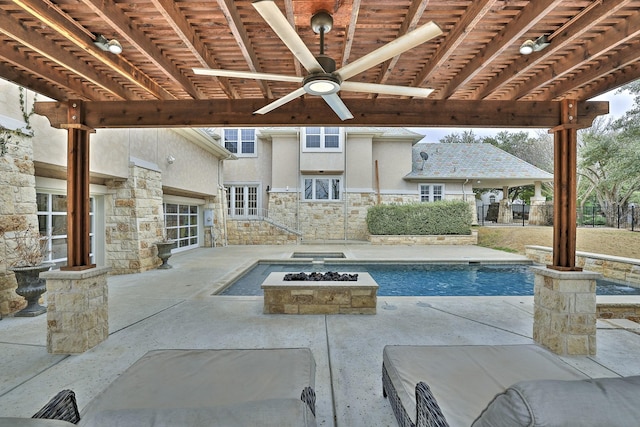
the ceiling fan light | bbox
[303,74,341,95]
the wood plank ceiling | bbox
[1,0,639,127]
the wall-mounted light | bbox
[166,155,175,164]
[93,33,123,54]
[519,35,550,55]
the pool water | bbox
[220,262,640,297]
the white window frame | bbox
[302,127,342,152]
[223,128,256,157]
[163,202,199,252]
[226,184,260,217]
[303,176,342,201]
[36,192,95,268]
[420,184,445,202]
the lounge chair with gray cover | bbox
[2,348,317,427]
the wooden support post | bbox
[549,100,581,271]
[62,100,95,271]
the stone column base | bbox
[42,266,111,354]
[532,266,600,355]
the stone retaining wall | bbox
[369,230,478,245]
[525,245,640,286]
[262,272,378,314]
[226,219,299,245]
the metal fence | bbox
[477,203,639,231]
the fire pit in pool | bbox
[262,272,378,315]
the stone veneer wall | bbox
[226,219,299,245]
[525,245,640,285]
[369,230,478,245]
[105,164,164,274]
[0,134,37,315]
[268,191,419,241]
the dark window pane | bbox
[316,179,329,199]
[36,193,48,211]
[52,195,67,212]
[305,179,313,199]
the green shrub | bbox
[366,201,472,235]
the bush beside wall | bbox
[366,201,472,235]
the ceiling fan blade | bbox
[254,87,307,115]
[337,21,443,81]
[341,81,434,97]
[193,68,302,83]
[253,0,324,73]
[321,93,354,120]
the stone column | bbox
[43,266,110,354]
[105,161,163,274]
[497,186,512,223]
[532,266,600,355]
[528,181,548,225]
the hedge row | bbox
[366,201,472,235]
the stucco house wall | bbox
[0,82,231,315]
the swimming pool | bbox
[219,262,640,297]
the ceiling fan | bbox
[193,0,443,120]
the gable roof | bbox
[404,143,553,188]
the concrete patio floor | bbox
[2,244,640,426]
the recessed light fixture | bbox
[93,33,123,55]
[519,35,550,55]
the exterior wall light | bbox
[94,34,123,55]
[519,35,550,55]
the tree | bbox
[578,113,640,226]
[438,130,480,144]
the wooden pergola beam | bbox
[34,99,609,129]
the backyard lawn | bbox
[477,226,640,260]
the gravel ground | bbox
[477,226,640,259]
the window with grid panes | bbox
[420,184,444,202]
[223,128,255,155]
[164,203,199,250]
[37,192,94,268]
[226,185,259,217]
[304,127,341,151]
[304,177,341,201]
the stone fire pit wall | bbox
[262,272,378,314]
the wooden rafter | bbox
[515,9,640,100]
[284,0,302,77]
[476,0,633,100]
[435,0,561,99]
[217,0,273,98]
[0,10,132,100]
[412,0,495,89]
[12,0,174,101]
[150,0,238,99]
[0,43,107,101]
[556,54,640,101]
[77,0,207,100]
[340,0,362,68]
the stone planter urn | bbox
[8,263,54,317]
[155,241,176,269]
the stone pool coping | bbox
[262,272,378,315]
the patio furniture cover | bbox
[78,348,316,426]
[382,344,588,427]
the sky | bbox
[413,88,636,143]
